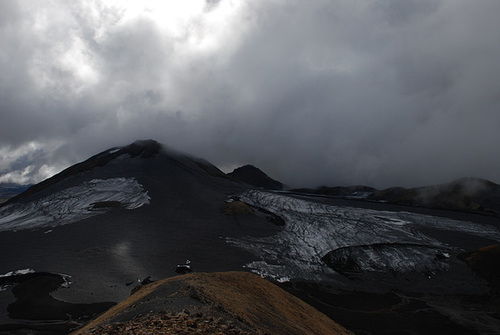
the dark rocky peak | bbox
[228,165,283,190]
[120,139,162,158]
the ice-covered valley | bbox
[0,178,150,232]
[227,190,500,285]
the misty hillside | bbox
[368,177,500,216]
[293,178,500,217]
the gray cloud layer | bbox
[1,0,500,188]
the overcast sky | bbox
[1,0,500,188]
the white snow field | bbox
[0,178,150,232]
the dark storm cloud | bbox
[1,0,500,188]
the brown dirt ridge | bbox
[72,271,352,335]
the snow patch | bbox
[0,268,35,278]
[244,262,292,283]
[57,272,72,288]
[0,178,150,232]
[0,268,36,292]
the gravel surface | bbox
[80,309,259,335]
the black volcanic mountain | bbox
[0,138,276,271]
[0,140,282,332]
[228,164,283,190]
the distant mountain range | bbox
[0,139,499,334]
[0,183,31,204]
[4,148,499,218]
[368,177,500,216]
[292,177,500,217]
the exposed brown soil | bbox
[220,201,254,215]
[72,272,352,335]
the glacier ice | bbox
[227,190,500,282]
[0,178,150,232]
